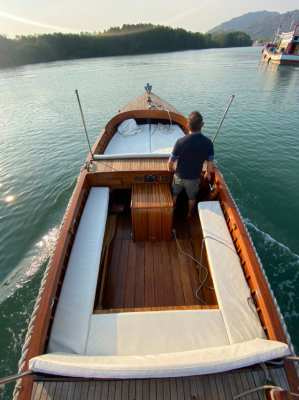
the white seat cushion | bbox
[150,124,184,153]
[48,188,109,354]
[104,123,184,156]
[105,124,150,155]
[30,338,290,379]
[86,310,229,356]
[198,201,265,344]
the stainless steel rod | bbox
[0,370,32,386]
[75,89,94,160]
[212,94,235,143]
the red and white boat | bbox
[262,24,299,65]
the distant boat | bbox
[252,40,264,47]
[10,86,299,399]
[262,24,299,65]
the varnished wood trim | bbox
[215,168,299,393]
[94,305,219,314]
[269,389,297,400]
[17,172,90,400]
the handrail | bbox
[0,370,32,386]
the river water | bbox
[0,47,298,397]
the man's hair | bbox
[188,111,203,132]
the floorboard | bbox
[31,366,284,399]
[97,212,217,311]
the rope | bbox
[233,385,284,399]
[173,229,209,305]
[88,160,120,172]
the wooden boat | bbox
[12,86,298,399]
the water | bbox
[0,47,298,396]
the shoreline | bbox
[0,44,253,71]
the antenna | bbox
[212,95,235,144]
[75,89,94,161]
[290,19,295,32]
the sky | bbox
[0,0,298,37]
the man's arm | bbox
[205,140,214,181]
[168,157,176,172]
[168,139,181,172]
[205,160,214,181]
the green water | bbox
[0,47,298,397]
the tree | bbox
[0,25,253,69]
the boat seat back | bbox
[198,201,265,344]
[48,187,109,354]
[30,338,289,379]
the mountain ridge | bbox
[209,10,299,41]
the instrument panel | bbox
[87,171,172,188]
[133,174,171,184]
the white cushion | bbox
[105,124,150,155]
[198,201,265,344]
[104,123,184,155]
[86,310,229,356]
[117,119,139,136]
[150,124,184,153]
[93,153,170,160]
[48,188,109,354]
[30,338,290,379]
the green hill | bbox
[0,24,252,69]
[209,10,299,41]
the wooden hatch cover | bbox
[131,183,173,241]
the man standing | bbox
[168,111,214,218]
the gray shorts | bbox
[172,174,200,200]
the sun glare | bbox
[4,194,15,203]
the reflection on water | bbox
[259,60,299,97]
[3,195,16,204]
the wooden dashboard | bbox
[87,158,172,188]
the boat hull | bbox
[262,48,299,65]
[13,91,299,399]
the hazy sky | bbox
[0,0,298,37]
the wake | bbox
[0,226,59,304]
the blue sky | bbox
[0,0,298,36]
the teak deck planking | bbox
[31,365,289,399]
[97,212,217,311]
[95,159,169,173]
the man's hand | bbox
[168,159,176,172]
[205,160,214,182]
[205,170,211,182]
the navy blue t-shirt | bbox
[171,132,214,179]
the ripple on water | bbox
[246,219,299,352]
[0,47,298,397]
[0,226,59,304]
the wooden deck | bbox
[31,365,289,399]
[96,211,217,312]
[94,159,169,173]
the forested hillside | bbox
[210,10,299,41]
[0,24,252,69]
